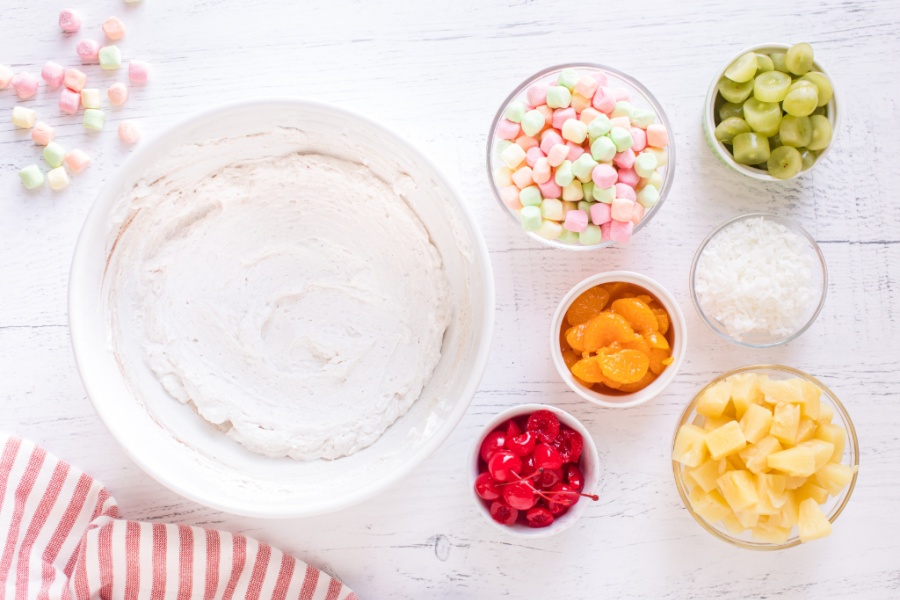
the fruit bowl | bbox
[672,365,859,550]
[469,404,600,537]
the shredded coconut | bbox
[695,217,817,340]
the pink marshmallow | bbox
[496,118,520,140]
[526,83,548,107]
[547,143,569,167]
[615,182,636,202]
[59,88,81,114]
[594,72,608,87]
[565,142,585,161]
[631,203,646,225]
[574,75,599,99]
[610,116,631,130]
[500,185,522,210]
[525,146,544,168]
[630,127,647,152]
[64,68,86,92]
[617,168,640,188]
[564,209,589,233]
[537,178,562,199]
[609,219,634,244]
[532,158,551,184]
[600,222,612,241]
[612,88,630,102]
[551,107,576,130]
[539,129,563,154]
[590,202,611,226]
[42,62,65,88]
[647,124,669,148]
[579,107,601,124]
[613,149,636,169]
[31,122,55,146]
[64,149,91,174]
[591,163,618,188]
[107,82,128,106]
[12,72,39,100]
[511,166,533,189]
[516,135,539,151]
[59,9,82,33]
[591,86,615,113]
[76,39,100,62]
[611,198,635,222]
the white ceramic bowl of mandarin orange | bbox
[550,272,687,408]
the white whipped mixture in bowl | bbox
[70,100,494,517]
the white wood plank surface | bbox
[2,0,899,597]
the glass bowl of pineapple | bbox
[672,365,858,550]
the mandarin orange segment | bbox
[599,349,650,384]
[649,348,671,375]
[652,307,670,335]
[611,297,659,335]
[565,323,589,353]
[646,332,670,350]
[621,335,651,356]
[565,286,611,326]
[582,312,637,352]
[615,371,658,393]
[571,356,605,383]
[562,349,580,369]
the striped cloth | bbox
[0,434,358,600]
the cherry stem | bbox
[533,488,599,503]
[496,467,544,487]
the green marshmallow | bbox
[580,224,603,245]
[577,200,593,213]
[521,110,545,137]
[631,108,656,128]
[520,205,542,231]
[19,164,44,189]
[581,181,594,201]
[98,45,122,70]
[496,140,513,155]
[611,101,634,120]
[588,115,611,141]
[546,86,571,109]
[504,100,528,124]
[593,184,616,204]
[42,142,65,168]
[83,109,105,131]
[557,68,579,91]
[571,153,598,182]
[634,152,659,178]
[590,136,616,162]
[637,184,660,208]
[609,126,634,153]
[558,229,580,244]
[554,160,574,187]
[519,185,543,207]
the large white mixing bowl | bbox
[69,99,494,518]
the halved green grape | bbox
[718,101,744,121]
[724,52,758,83]
[779,115,812,147]
[756,53,775,73]
[732,132,771,165]
[767,146,803,179]
[789,79,816,93]
[807,115,833,150]
[718,77,754,103]
[801,71,833,106]
[785,42,814,75]
[783,86,818,116]
[799,148,818,170]
[714,117,751,144]
[753,70,791,102]
[769,52,788,72]
[743,98,783,137]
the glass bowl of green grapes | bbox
[703,42,839,181]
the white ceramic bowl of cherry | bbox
[468,404,600,538]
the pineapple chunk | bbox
[706,421,747,460]
[717,470,759,511]
[687,458,726,493]
[795,480,828,505]
[696,379,733,418]
[728,373,764,418]
[752,522,792,544]
[795,379,821,419]
[721,512,747,535]
[799,439,835,471]
[816,463,854,496]
[795,418,817,444]
[673,424,709,467]
[756,473,788,515]
[689,486,732,523]
[817,403,834,424]
[775,490,800,528]
[703,415,733,432]
[740,436,783,474]
[798,498,832,542]
[761,378,803,405]
[734,509,760,529]
[814,423,846,463]
[767,446,816,477]
[770,402,801,446]
[785,476,806,490]
[727,453,746,471]
[739,403,773,444]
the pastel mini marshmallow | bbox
[561,180,584,201]
[43,142,66,168]
[31,122,55,145]
[590,202,612,226]
[580,224,603,245]
[637,184,660,208]
[631,108,656,129]
[47,166,70,191]
[617,167,640,188]
[547,143,569,167]
[107,82,128,106]
[19,165,44,190]
[59,9,82,32]
[500,143,527,169]
[571,93,591,114]
[539,129,563,154]
[504,100,528,123]
[536,220,563,241]
[609,219,633,244]
[494,167,513,187]
[59,88,81,114]
[634,152,659,178]
[630,127,647,152]
[615,182,637,202]
[565,142,585,161]
[646,147,668,167]
[12,72,39,99]
[519,186,542,207]
[557,68,578,91]
[546,86,571,109]
[81,88,101,109]
[0,64,12,89]
[561,119,588,144]
[520,206,542,231]
[102,16,126,40]
[563,209,588,233]
[600,222,612,241]
[496,119,520,140]
[554,160,574,187]
[524,146,544,168]
[516,135,539,151]
[611,197,634,222]
[76,39,100,62]
[631,202,646,225]
[571,153,599,182]
[591,163,618,188]
[42,62,66,88]
[579,107,601,125]
[611,101,634,120]
[500,185,522,210]
[526,83,548,107]
[532,158,551,184]
[12,106,37,128]
[537,178,561,199]
[612,88,630,102]
[551,107,576,130]
[647,124,669,148]
[593,184,616,204]
[540,198,565,221]
[520,110,545,137]
[64,149,91,174]
[574,75,599,99]
[64,68,87,92]
[511,166,533,189]
[609,115,631,130]
[613,148,636,169]
[590,136,616,162]
[83,108,105,131]
[98,45,122,70]
[591,86,615,113]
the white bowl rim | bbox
[467,403,600,538]
[68,97,496,518]
[549,271,687,408]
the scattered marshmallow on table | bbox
[58,9,82,33]
[19,165,45,189]
[81,88,101,109]
[64,149,91,173]
[12,72,39,100]
[76,39,100,62]
[0,64,12,89]
[42,62,66,88]
[64,68,87,92]
[99,45,122,70]
[102,17,126,40]
[47,167,70,190]
[128,60,149,83]
[59,88,81,114]
[107,82,128,105]
[43,142,66,168]
[118,120,141,144]
[32,122,55,145]
[83,109,105,131]
[12,106,37,129]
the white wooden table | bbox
[2,0,899,597]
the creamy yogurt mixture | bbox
[104,130,452,460]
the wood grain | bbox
[2,0,899,597]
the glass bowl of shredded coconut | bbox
[690,214,827,347]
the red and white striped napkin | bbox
[0,434,358,599]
